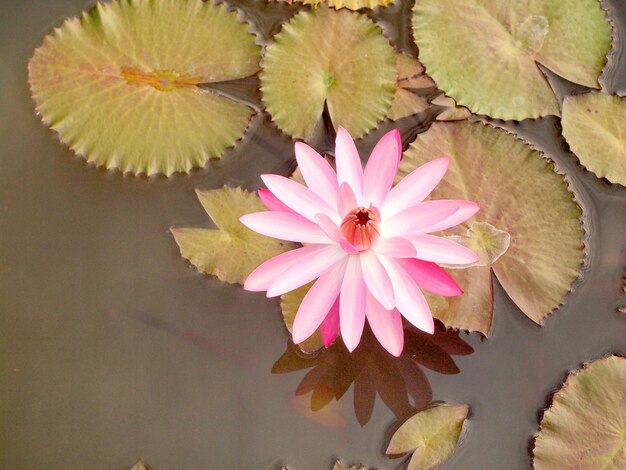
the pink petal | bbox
[261,174,337,223]
[257,188,293,212]
[337,182,358,217]
[382,200,462,237]
[365,293,404,357]
[398,258,463,297]
[425,201,480,233]
[340,256,367,352]
[294,142,339,200]
[339,237,359,254]
[335,127,364,202]
[240,211,331,244]
[408,234,479,265]
[363,129,401,208]
[292,259,348,344]
[245,244,331,291]
[267,245,347,297]
[373,236,416,258]
[315,213,341,242]
[359,249,395,310]
[319,297,340,348]
[382,156,450,218]
[378,256,435,334]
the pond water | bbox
[1,1,625,469]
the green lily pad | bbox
[281,283,326,354]
[561,93,626,186]
[273,0,394,9]
[387,54,431,121]
[171,187,294,285]
[386,404,469,470]
[398,121,584,331]
[533,355,626,469]
[261,5,396,140]
[28,0,261,176]
[412,0,611,120]
[431,94,472,122]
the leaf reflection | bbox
[272,323,473,426]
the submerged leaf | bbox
[281,283,326,353]
[533,355,626,469]
[399,121,584,332]
[561,93,626,186]
[261,6,396,140]
[412,0,611,120]
[387,54,431,120]
[386,404,469,470]
[129,460,148,470]
[333,460,367,470]
[171,187,294,284]
[28,0,261,176]
[432,94,472,122]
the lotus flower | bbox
[240,128,479,356]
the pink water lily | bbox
[240,127,479,357]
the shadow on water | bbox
[272,322,473,426]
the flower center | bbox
[341,206,380,252]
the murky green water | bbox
[1,1,625,469]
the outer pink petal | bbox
[363,129,401,207]
[245,244,330,291]
[257,188,293,213]
[294,142,339,200]
[337,182,358,217]
[319,297,340,348]
[373,237,416,258]
[398,258,463,297]
[408,234,479,265]
[240,211,331,244]
[382,200,461,237]
[267,245,347,297]
[315,213,341,242]
[335,127,364,202]
[378,256,435,334]
[360,250,395,310]
[292,258,348,344]
[382,156,450,218]
[423,201,480,233]
[365,293,404,357]
[261,174,337,223]
[340,256,367,352]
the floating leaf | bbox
[333,460,367,470]
[129,460,148,470]
[281,283,326,353]
[561,93,626,186]
[273,0,394,9]
[387,54,431,120]
[386,404,469,470]
[446,222,511,269]
[28,0,261,176]
[533,355,626,469]
[398,121,584,331]
[261,6,396,140]
[431,94,472,122]
[412,0,611,120]
[171,187,294,284]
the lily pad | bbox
[171,187,294,285]
[412,0,611,120]
[387,54,431,121]
[281,283,326,353]
[386,404,469,470]
[398,121,584,330]
[273,0,394,9]
[431,94,472,122]
[561,93,626,186]
[28,0,261,176]
[533,355,626,469]
[130,461,148,470]
[261,5,396,140]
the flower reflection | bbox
[272,322,473,426]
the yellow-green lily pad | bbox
[561,93,626,186]
[533,355,626,469]
[28,0,261,176]
[386,404,469,470]
[261,5,396,140]
[387,54,431,121]
[171,187,294,285]
[412,0,611,120]
[398,121,584,331]
[273,0,394,9]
